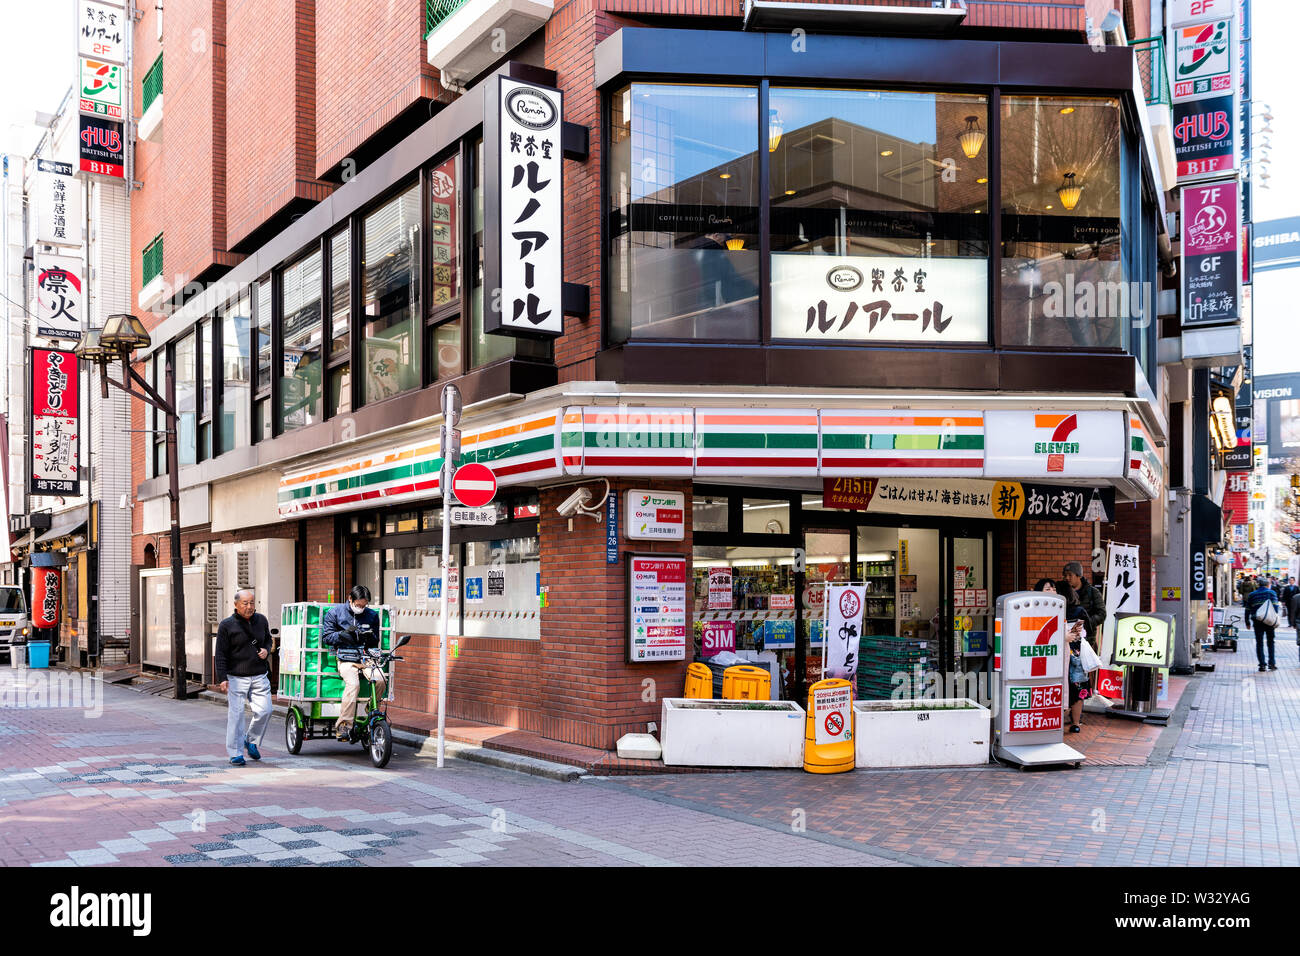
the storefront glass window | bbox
[692,495,728,533]
[383,545,461,636]
[361,184,421,404]
[462,537,541,641]
[468,141,552,369]
[219,291,250,455]
[741,498,790,534]
[691,547,799,683]
[198,318,212,460]
[429,155,459,310]
[175,333,196,466]
[383,511,419,534]
[256,278,272,388]
[608,84,761,343]
[1000,96,1124,349]
[280,248,323,431]
[768,89,989,343]
[329,227,350,356]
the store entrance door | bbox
[802,527,855,686]
[940,527,995,684]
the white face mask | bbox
[350,603,365,615]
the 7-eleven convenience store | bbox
[266,384,1161,751]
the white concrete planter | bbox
[660,698,806,768]
[853,698,991,768]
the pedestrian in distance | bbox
[1238,574,1254,607]
[215,589,274,766]
[1063,561,1105,644]
[1244,578,1280,673]
[1033,578,1058,594]
[1064,607,1091,734]
[321,585,388,741]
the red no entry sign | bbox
[451,463,497,507]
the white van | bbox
[0,586,31,662]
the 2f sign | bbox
[1171,0,1234,21]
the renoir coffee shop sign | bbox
[485,78,563,337]
[1180,180,1239,327]
[772,254,986,343]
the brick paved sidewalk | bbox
[0,671,895,867]
[600,640,1300,866]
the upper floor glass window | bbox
[768,88,989,344]
[175,332,197,467]
[1000,96,1123,350]
[470,142,551,368]
[220,290,251,455]
[361,184,420,404]
[329,227,350,357]
[281,248,324,431]
[608,84,760,343]
[256,277,272,389]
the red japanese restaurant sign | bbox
[29,349,80,496]
[32,568,62,629]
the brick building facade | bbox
[126,0,1172,752]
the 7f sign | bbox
[485,78,564,338]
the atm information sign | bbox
[1006,684,1063,733]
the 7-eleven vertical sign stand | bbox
[993,591,1085,768]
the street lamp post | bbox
[77,314,188,701]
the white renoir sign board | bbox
[771,254,987,343]
[486,77,564,337]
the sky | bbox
[0,1,75,156]
[0,0,1293,360]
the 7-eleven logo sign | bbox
[1005,614,1061,680]
[1019,615,1059,677]
[1033,414,1080,473]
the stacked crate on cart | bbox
[855,634,937,700]
[278,603,395,719]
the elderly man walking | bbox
[215,589,274,765]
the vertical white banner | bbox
[490,78,563,337]
[35,160,80,246]
[825,583,866,681]
[34,254,84,342]
[1100,543,1141,664]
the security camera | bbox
[556,487,593,517]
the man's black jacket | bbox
[215,611,273,683]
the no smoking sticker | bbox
[812,682,853,746]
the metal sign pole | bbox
[436,385,461,768]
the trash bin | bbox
[27,641,50,669]
[8,644,24,668]
[722,665,771,701]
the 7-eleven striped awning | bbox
[278,411,561,518]
[279,400,1152,518]
[820,409,984,475]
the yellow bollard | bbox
[721,665,771,701]
[683,662,713,699]
[803,678,855,774]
